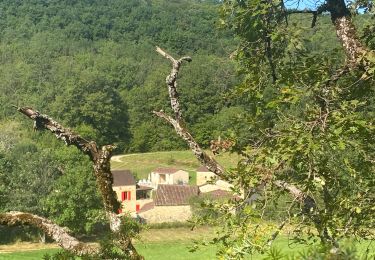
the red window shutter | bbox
[128,191,131,200]
[121,192,126,201]
[136,204,140,212]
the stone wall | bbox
[138,205,192,223]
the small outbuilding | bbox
[196,166,217,186]
[149,167,189,187]
[137,184,199,223]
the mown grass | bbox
[0,249,60,259]
[111,150,241,180]
[2,238,373,260]
[1,227,373,259]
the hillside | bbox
[0,0,239,152]
[111,150,241,183]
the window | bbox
[121,191,127,201]
[121,191,131,201]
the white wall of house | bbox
[196,170,216,186]
[149,170,189,187]
[172,170,189,184]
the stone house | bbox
[137,184,199,223]
[196,166,233,193]
[112,170,153,213]
[148,168,189,187]
[196,166,217,186]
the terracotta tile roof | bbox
[112,170,136,186]
[155,184,199,206]
[152,167,180,174]
[203,189,241,200]
[138,201,155,213]
[204,189,232,198]
[197,166,210,172]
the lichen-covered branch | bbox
[154,47,225,178]
[0,212,99,256]
[325,0,374,71]
[153,47,319,221]
[17,107,120,217]
[16,106,142,259]
[152,110,225,176]
[17,107,99,160]
[156,46,192,121]
[274,180,316,213]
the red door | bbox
[136,204,140,212]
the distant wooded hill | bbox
[0,0,240,152]
[0,0,371,152]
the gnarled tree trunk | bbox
[0,107,143,259]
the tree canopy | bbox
[0,0,374,259]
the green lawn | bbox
[1,226,373,259]
[2,238,373,260]
[111,150,241,180]
[0,249,60,259]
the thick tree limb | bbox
[288,1,373,72]
[17,107,99,161]
[153,47,318,218]
[156,46,192,121]
[154,47,224,177]
[324,0,371,69]
[17,107,120,216]
[16,107,142,259]
[0,212,99,256]
[274,180,316,213]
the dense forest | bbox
[0,0,241,236]
[0,0,240,151]
[0,0,374,258]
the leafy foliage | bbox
[186,0,375,258]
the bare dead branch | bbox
[17,107,120,216]
[0,212,99,256]
[153,47,225,178]
[286,3,328,28]
[153,110,225,176]
[274,180,316,213]
[156,46,191,121]
[153,48,320,224]
[17,107,98,160]
[16,106,142,259]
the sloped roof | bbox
[202,189,241,200]
[205,189,233,198]
[112,170,136,186]
[197,166,211,172]
[155,184,199,206]
[138,201,155,213]
[152,167,180,174]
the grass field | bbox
[111,150,241,180]
[1,226,374,259]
